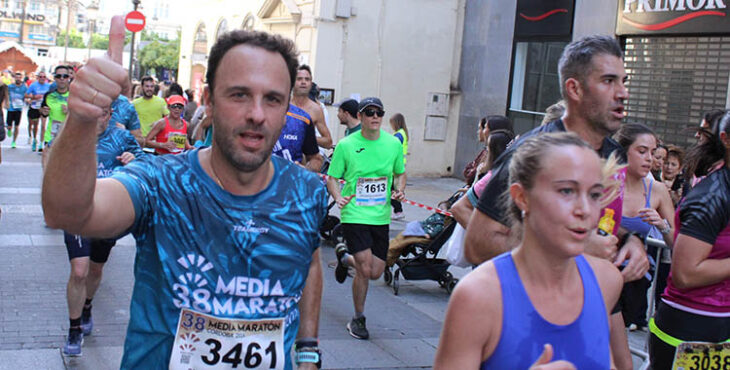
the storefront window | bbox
[624,36,730,146]
[0,21,19,32]
[28,24,43,34]
[508,40,568,134]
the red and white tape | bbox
[317,173,453,218]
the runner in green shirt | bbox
[326,97,406,340]
[39,65,71,168]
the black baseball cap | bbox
[335,99,358,118]
[357,97,384,112]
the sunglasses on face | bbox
[363,109,385,118]
[54,74,70,79]
[170,104,184,109]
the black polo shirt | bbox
[475,119,625,226]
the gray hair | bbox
[558,35,623,98]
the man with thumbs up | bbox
[42,16,326,369]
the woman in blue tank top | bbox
[614,123,676,331]
[434,133,623,369]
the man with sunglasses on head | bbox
[39,66,71,164]
[326,97,406,340]
[144,94,192,155]
[27,71,51,152]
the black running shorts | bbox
[342,223,389,261]
[64,231,116,263]
[6,110,20,127]
[27,108,40,120]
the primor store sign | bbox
[617,0,730,35]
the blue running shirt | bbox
[273,104,318,163]
[96,125,145,178]
[111,95,142,131]
[7,83,26,111]
[27,81,50,109]
[111,151,327,369]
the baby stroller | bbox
[319,200,343,246]
[382,192,462,295]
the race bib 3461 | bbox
[169,308,285,370]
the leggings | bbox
[649,300,730,369]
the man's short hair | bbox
[338,99,358,119]
[558,35,623,98]
[206,30,298,97]
[140,76,155,85]
[54,65,69,74]
[298,64,312,76]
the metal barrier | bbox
[631,237,671,370]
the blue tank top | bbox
[111,151,328,369]
[273,104,312,163]
[620,178,655,238]
[481,253,610,369]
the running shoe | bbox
[62,329,83,356]
[6,128,11,137]
[10,141,16,149]
[31,139,36,152]
[335,243,348,284]
[347,316,369,340]
[81,315,93,336]
[391,212,405,220]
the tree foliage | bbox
[89,33,108,49]
[55,29,85,48]
[138,38,180,76]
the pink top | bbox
[663,167,730,313]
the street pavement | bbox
[0,128,649,369]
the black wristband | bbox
[619,231,642,247]
[295,338,319,350]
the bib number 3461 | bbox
[169,308,285,369]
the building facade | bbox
[454,0,730,178]
[177,0,726,178]
[178,0,465,177]
[0,0,58,57]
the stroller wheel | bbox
[319,215,341,241]
[446,279,458,294]
[383,268,393,285]
[438,271,453,287]
[393,270,400,295]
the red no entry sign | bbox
[125,11,146,33]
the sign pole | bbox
[128,0,141,82]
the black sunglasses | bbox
[363,109,385,118]
[54,74,70,79]
[170,104,184,109]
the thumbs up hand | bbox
[529,344,576,370]
[68,15,129,124]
